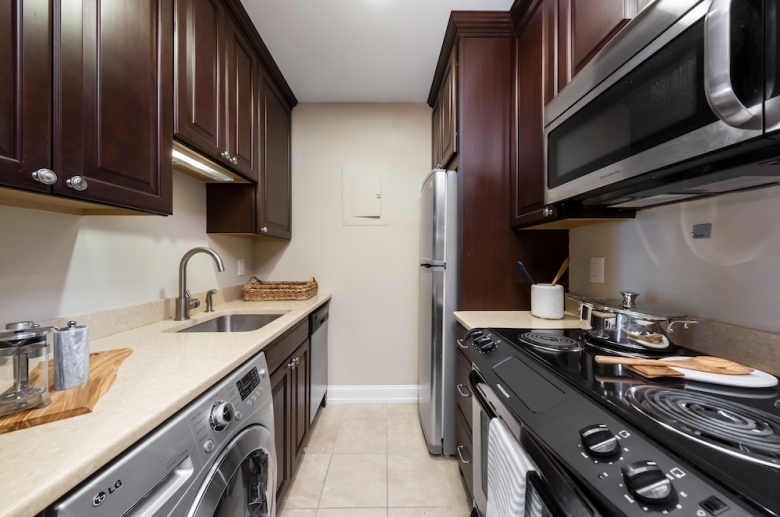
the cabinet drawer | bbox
[455,406,474,500]
[455,348,472,426]
[265,319,308,374]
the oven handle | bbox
[526,471,569,517]
[469,370,497,419]
[704,0,761,129]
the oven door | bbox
[469,370,599,517]
[544,0,765,206]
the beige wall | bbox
[254,103,431,386]
[569,184,780,334]
[0,172,253,323]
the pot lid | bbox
[580,291,687,320]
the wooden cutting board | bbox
[0,348,132,435]
[628,365,685,378]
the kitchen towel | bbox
[486,417,538,517]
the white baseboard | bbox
[326,385,418,404]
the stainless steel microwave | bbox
[544,0,780,209]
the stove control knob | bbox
[579,424,618,458]
[470,330,484,340]
[479,340,497,353]
[210,400,235,432]
[621,461,676,505]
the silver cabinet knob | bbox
[221,151,229,158]
[230,157,237,164]
[66,176,88,191]
[543,206,554,217]
[260,227,268,233]
[32,168,58,185]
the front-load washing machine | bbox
[45,351,276,517]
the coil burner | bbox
[627,386,780,468]
[519,332,583,352]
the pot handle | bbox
[666,319,703,333]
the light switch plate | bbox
[590,257,605,283]
[237,259,245,277]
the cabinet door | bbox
[174,0,225,158]
[0,0,52,192]
[571,0,635,74]
[439,48,457,168]
[512,4,548,226]
[455,407,474,499]
[271,362,292,499]
[257,77,292,239]
[224,13,257,181]
[55,0,173,214]
[431,95,442,168]
[292,339,310,464]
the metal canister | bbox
[53,321,89,390]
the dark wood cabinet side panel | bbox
[0,0,51,192]
[258,78,292,239]
[458,38,517,310]
[570,0,630,74]
[206,183,256,233]
[174,0,223,156]
[55,0,173,214]
[542,0,557,106]
[440,46,457,167]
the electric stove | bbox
[465,327,780,517]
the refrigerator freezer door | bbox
[420,170,447,265]
[418,265,445,454]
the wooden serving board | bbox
[628,365,684,378]
[0,348,132,435]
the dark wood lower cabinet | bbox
[455,406,474,499]
[271,361,292,498]
[267,326,310,501]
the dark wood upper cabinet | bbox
[258,77,292,239]
[174,0,225,159]
[512,3,547,224]
[0,0,52,192]
[54,0,173,214]
[224,13,258,181]
[439,48,458,168]
[431,46,457,169]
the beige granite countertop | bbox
[0,294,331,517]
[454,310,580,330]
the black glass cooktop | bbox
[487,328,780,517]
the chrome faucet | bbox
[176,248,226,321]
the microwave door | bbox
[544,0,766,206]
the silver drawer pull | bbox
[32,168,57,185]
[66,176,88,191]
[456,384,471,398]
[457,445,470,464]
[457,339,468,349]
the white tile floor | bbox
[278,403,472,517]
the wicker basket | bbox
[242,276,318,301]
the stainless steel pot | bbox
[574,292,698,349]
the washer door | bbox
[187,426,276,517]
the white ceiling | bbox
[240,0,514,103]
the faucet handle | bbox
[186,289,201,310]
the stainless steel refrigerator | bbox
[418,168,458,456]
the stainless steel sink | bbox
[177,314,286,333]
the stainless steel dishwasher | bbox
[309,301,329,423]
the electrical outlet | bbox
[237,259,245,277]
[590,257,605,283]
